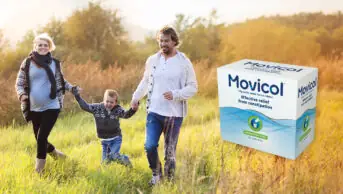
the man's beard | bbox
[161,47,170,54]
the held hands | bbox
[130,99,139,111]
[71,86,82,96]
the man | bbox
[131,26,198,185]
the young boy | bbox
[72,87,137,166]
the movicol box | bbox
[217,59,318,159]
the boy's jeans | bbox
[144,112,183,179]
[101,136,131,166]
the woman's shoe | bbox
[35,158,46,173]
[49,149,67,160]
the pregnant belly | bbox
[30,87,55,107]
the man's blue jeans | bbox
[101,136,131,166]
[144,112,183,178]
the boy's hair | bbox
[104,89,119,102]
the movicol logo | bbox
[228,74,284,96]
[303,115,310,132]
[298,77,318,98]
[244,61,304,72]
[248,116,263,132]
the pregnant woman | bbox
[15,33,75,173]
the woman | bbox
[15,33,75,173]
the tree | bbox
[217,19,321,64]
[173,10,225,65]
[0,30,35,74]
[0,29,9,72]
[38,17,65,46]
[64,2,129,67]
[16,30,35,54]
[0,29,9,53]
[332,26,343,57]
[314,27,335,57]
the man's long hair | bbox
[157,26,180,46]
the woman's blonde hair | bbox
[33,33,56,52]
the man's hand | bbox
[163,91,173,100]
[132,105,139,111]
[20,94,28,102]
[131,99,139,110]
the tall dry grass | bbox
[0,90,342,193]
[0,58,342,126]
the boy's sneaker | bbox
[111,154,133,167]
[120,155,132,168]
[148,174,162,186]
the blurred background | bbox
[1,1,343,193]
[0,0,342,125]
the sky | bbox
[0,0,342,43]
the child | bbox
[72,87,137,166]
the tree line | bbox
[0,2,343,75]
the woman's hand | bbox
[71,86,82,96]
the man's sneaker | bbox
[166,174,175,183]
[148,175,162,186]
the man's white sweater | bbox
[132,51,198,117]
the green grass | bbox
[1,92,343,193]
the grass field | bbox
[0,89,342,193]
